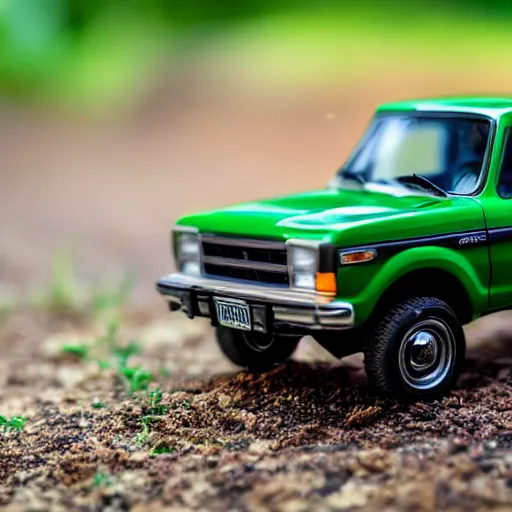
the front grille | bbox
[203,263,289,285]
[201,236,288,286]
[202,243,287,265]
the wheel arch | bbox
[370,266,475,325]
[349,244,487,327]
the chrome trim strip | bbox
[156,273,354,328]
[273,307,316,325]
[202,256,287,273]
[174,225,199,234]
[273,305,354,329]
[201,234,285,251]
[157,273,331,305]
[319,316,352,327]
[338,229,489,257]
[285,238,323,249]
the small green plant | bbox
[150,443,175,456]
[32,251,85,315]
[92,400,106,409]
[33,251,135,318]
[47,251,80,312]
[133,388,169,446]
[98,315,121,348]
[98,359,111,370]
[59,314,140,369]
[149,388,168,415]
[135,415,156,446]
[95,316,141,368]
[123,366,154,394]
[159,367,170,378]
[114,342,141,369]
[92,471,115,489]
[61,344,89,359]
[0,415,27,433]
[59,313,153,401]
[92,272,135,317]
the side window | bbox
[498,129,512,198]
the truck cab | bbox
[157,97,512,400]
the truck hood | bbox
[177,185,485,246]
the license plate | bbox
[213,297,251,331]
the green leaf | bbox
[114,342,141,367]
[62,344,89,358]
[121,365,154,393]
[149,388,163,405]
[98,360,111,370]
[159,367,170,378]
[149,388,168,415]
[92,471,113,488]
[150,443,175,456]
[7,416,26,431]
[122,367,135,378]
[151,405,168,415]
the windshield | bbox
[338,114,491,195]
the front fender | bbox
[338,245,489,326]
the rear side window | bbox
[498,128,512,198]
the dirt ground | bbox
[0,70,512,511]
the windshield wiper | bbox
[338,169,366,185]
[395,174,448,198]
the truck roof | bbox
[377,96,512,119]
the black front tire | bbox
[215,326,300,372]
[364,297,466,400]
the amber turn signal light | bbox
[340,249,377,265]
[316,272,337,294]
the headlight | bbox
[174,227,201,275]
[179,234,200,258]
[287,242,318,290]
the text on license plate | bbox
[214,298,251,331]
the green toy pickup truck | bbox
[157,96,512,399]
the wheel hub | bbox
[409,331,438,371]
[398,318,455,391]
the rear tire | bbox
[215,326,300,372]
[364,297,465,400]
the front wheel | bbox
[364,297,466,399]
[215,326,300,373]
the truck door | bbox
[483,123,512,308]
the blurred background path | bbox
[2,0,512,311]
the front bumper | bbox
[156,273,355,331]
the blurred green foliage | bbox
[0,0,304,107]
[0,0,510,111]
